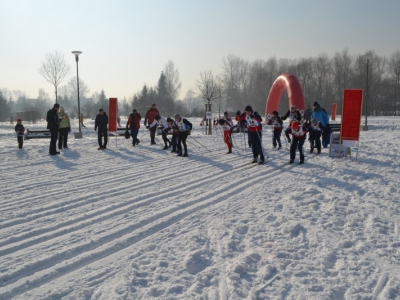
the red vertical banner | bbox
[341,89,363,140]
[108,98,118,132]
[331,103,337,121]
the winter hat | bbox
[312,118,318,124]
[272,111,279,116]
[17,118,22,123]
[291,121,299,130]
[313,102,319,107]
[291,105,296,109]
[166,117,173,123]
[174,113,180,119]
[132,109,137,112]
[151,103,156,107]
[244,105,253,112]
[224,111,229,115]
[155,115,161,120]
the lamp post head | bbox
[72,51,82,62]
[364,53,372,62]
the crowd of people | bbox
[15,102,330,164]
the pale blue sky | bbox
[1,0,399,101]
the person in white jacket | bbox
[147,115,171,150]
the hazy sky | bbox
[1,0,399,102]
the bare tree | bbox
[38,51,71,103]
[196,70,222,134]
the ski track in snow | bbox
[1,117,400,299]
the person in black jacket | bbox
[46,103,60,155]
[95,109,108,150]
[15,118,25,149]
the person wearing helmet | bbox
[288,121,308,164]
[281,105,302,143]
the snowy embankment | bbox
[0,117,400,300]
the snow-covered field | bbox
[1,116,400,300]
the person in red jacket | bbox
[288,121,308,164]
[144,103,160,145]
[126,109,141,146]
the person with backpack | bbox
[217,111,234,154]
[311,102,329,148]
[94,109,108,150]
[288,121,308,164]
[174,113,192,157]
[267,111,283,149]
[144,103,160,145]
[47,103,61,155]
[126,109,141,147]
[15,118,25,149]
[281,105,302,143]
[147,115,171,150]
[58,106,71,150]
[236,105,265,164]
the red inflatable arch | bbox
[265,73,305,116]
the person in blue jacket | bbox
[311,102,330,148]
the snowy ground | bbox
[1,116,400,300]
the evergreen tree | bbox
[157,72,174,116]
[97,90,108,111]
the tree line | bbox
[1,48,400,122]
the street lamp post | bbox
[72,51,83,138]
[364,54,371,131]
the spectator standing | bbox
[80,114,86,127]
[47,103,60,155]
[15,118,25,149]
[144,103,160,145]
[126,109,141,147]
[311,102,329,147]
[95,109,108,150]
[58,106,71,150]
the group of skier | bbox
[213,102,330,164]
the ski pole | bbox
[189,135,212,153]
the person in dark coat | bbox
[15,118,25,149]
[95,109,108,150]
[46,103,60,155]
[126,109,141,146]
[281,105,302,143]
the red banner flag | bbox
[341,90,363,141]
[108,98,118,132]
[331,103,337,121]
